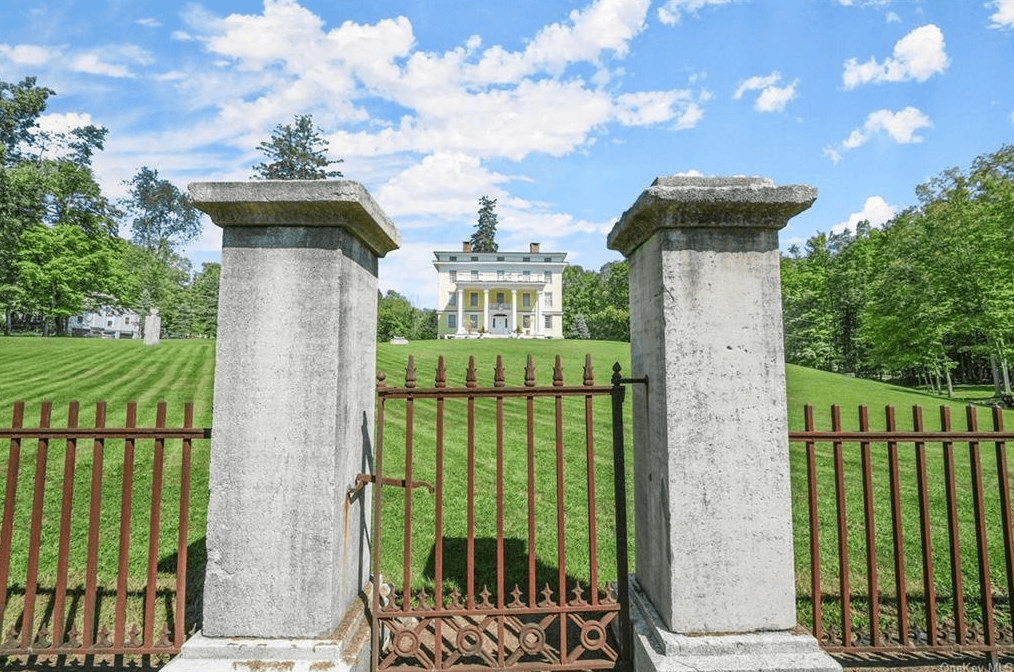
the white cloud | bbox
[826,106,932,161]
[831,195,897,234]
[657,0,739,26]
[136,17,162,28]
[0,43,60,65]
[175,0,704,164]
[886,11,901,23]
[990,0,1014,29]
[843,24,949,88]
[733,71,798,112]
[615,89,707,127]
[36,112,95,135]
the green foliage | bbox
[562,260,629,341]
[0,77,54,165]
[567,312,591,339]
[782,143,1014,396]
[14,224,124,333]
[469,195,498,253]
[377,290,437,342]
[252,114,343,180]
[121,166,200,258]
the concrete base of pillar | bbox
[161,631,369,672]
[630,579,841,672]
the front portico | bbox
[434,242,566,339]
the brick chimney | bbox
[462,241,471,252]
[530,242,540,253]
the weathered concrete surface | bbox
[630,578,839,672]
[188,180,397,640]
[610,176,838,672]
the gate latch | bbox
[347,473,435,500]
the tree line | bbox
[0,77,352,339]
[781,144,1014,397]
[0,77,221,338]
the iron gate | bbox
[364,353,635,672]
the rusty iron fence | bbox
[792,403,1014,664]
[0,400,209,660]
[368,354,635,672]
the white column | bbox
[511,289,517,334]
[535,290,543,336]
[483,288,489,334]
[456,289,464,334]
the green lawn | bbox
[1,336,1013,643]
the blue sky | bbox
[2,0,1012,308]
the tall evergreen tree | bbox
[470,196,498,252]
[252,114,343,180]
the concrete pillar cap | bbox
[189,180,401,258]
[607,175,816,257]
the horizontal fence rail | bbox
[791,403,1014,664]
[369,353,632,672]
[0,400,210,659]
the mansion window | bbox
[523,315,531,329]
[544,315,553,329]
[544,271,552,283]
[448,314,457,329]
[449,270,457,282]
[449,255,457,261]
[469,315,479,329]
[496,291,505,303]
[523,256,530,262]
[523,270,531,280]
[471,270,479,280]
[544,293,552,307]
[470,256,478,261]
[470,293,479,307]
[522,293,531,308]
[497,270,505,281]
[449,292,457,306]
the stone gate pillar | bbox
[607,176,840,672]
[166,181,400,671]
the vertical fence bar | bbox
[494,356,506,668]
[885,405,909,646]
[525,356,537,608]
[858,405,880,647]
[804,404,822,642]
[370,375,387,672]
[466,357,476,610]
[831,404,852,647]
[144,402,167,648]
[52,400,80,649]
[82,402,106,648]
[583,356,599,606]
[0,401,25,640]
[994,407,1014,628]
[402,360,415,609]
[913,405,938,646]
[553,355,567,663]
[114,402,137,648]
[21,400,51,648]
[434,357,446,669]
[174,402,194,648]
[940,406,966,644]
[610,363,632,664]
[966,406,996,654]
